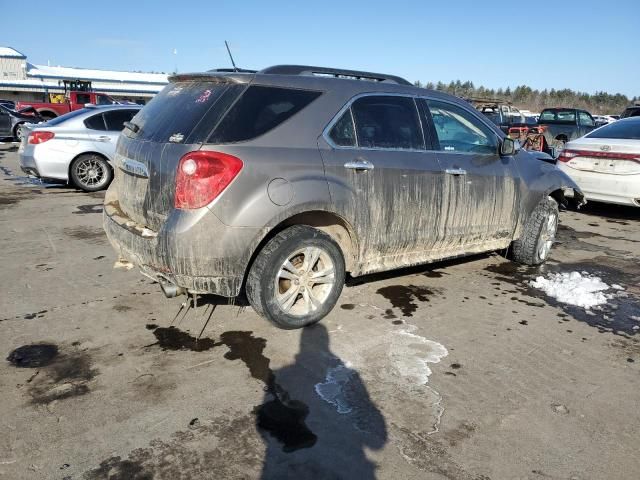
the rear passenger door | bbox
[421,98,520,248]
[89,109,138,159]
[0,107,11,137]
[318,94,444,271]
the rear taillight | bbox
[28,131,55,144]
[557,149,579,162]
[175,151,243,209]
[558,148,640,163]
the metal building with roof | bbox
[0,46,168,104]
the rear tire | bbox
[70,154,113,192]
[511,196,559,266]
[246,225,345,329]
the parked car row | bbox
[13,64,637,330]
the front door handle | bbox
[344,159,374,171]
[445,168,467,176]
[97,136,111,142]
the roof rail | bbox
[258,65,412,86]
[207,68,258,74]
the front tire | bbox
[511,196,559,265]
[246,225,345,329]
[70,154,112,192]
[13,123,25,141]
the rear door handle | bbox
[344,159,374,171]
[97,136,111,142]
[445,168,467,176]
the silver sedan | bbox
[19,105,141,191]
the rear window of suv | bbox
[209,86,322,143]
[126,81,246,144]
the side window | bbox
[425,100,498,155]
[351,96,423,150]
[76,93,91,105]
[328,109,356,147]
[579,112,595,127]
[210,86,322,143]
[104,109,138,131]
[84,114,106,130]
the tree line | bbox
[414,80,638,115]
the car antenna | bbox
[224,40,238,72]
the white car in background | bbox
[19,105,141,191]
[558,117,640,206]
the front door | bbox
[318,95,444,273]
[421,98,520,251]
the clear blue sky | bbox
[3,0,639,97]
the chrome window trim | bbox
[322,92,502,156]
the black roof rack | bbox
[207,68,258,73]
[259,65,412,86]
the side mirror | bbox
[500,137,517,156]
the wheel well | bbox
[278,211,357,270]
[68,152,112,180]
[242,210,358,294]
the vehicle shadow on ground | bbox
[257,323,387,479]
[578,201,640,221]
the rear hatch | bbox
[113,77,247,230]
[560,138,640,175]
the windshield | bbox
[586,118,640,140]
[539,110,576,124]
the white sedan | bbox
[19,105,140,191]
[558,117,640,206]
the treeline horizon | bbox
[414,80,638,115]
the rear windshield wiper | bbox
[124,121,140,134]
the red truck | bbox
[16,90,116,120]
[16,79,117,120]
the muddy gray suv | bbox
[104,65,584,329]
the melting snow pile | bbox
[529,272,622,309]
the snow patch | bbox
[389,326,449,384]
[315,364,355,414]
[529,271,621,309]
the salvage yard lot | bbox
[0,143,639,480]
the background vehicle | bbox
[15,80,116,120]
[19,105,140,191]
[0,99,16,109]
[558,117,640,206]
[537,108,597,151]
[472,100,528,133]
[104,65,584,329]
[0,103,43,140]
[621,104,640,119]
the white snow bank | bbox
[529,271,622,309]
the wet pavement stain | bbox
[340,304,356,310]
[73,203,104,215]
[377,285,435,317]
[19,346,98,404]
[218,331,317,452]
[113,305,132,312]
[148,326,219,352]
[145,323,159,330]
[86,456,152,480]
[63,226,107,244]
[7,344,58,367]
